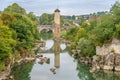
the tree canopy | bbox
[4,3,26,15]
[0,3,40,68]
[39,13,54,25]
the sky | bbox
[0,0,119,16]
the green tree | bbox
[89,14,114,46]
[74,28,86,45]
[9,14,35,50]
[4,3,26,15]
[27,12,38,22]
[1,3,40,51]
[115,23,120,39]
[0,26,15,60]
[64,27,78,41]
[39,13,54,25]
[110,1,120,24]
[0,17,3,26]
[72,15,75,20]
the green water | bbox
[77,62,120,80]
[11,62,34,80]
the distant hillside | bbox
[61,11,108,25]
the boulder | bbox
[44,57,50,64]
[72,52,78,59]
[25,57,35,62]
[36,54,43,58]
[38,58,45,64]
[115,66,120,71]
[50,67,56,74]
[103,65,113,70]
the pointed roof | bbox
[54,9,60,12]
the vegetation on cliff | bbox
[63,1,120,58]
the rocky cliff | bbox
[91,38,120,72]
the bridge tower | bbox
[54,9,60,68]
[54,9,60,39]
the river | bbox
[11,33,120,80]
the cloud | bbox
[0,0,117,15]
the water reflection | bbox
[77,63,95,80]
[41,32,53,40]
[45,40,54,50]
[54,40,60,68]
[60,43,66,51]
[11,62,34,80]
[92,70,120,80]
[77,62,120,80]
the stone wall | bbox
[96,38,120,56]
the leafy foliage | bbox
[0,3,40,65]
[4,3,26,15]
[64,27,79,41]
[0,26,15,60]
[39,13,54,25]
[110,1,120,24]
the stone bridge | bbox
[37,25,69,33]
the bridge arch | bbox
[37,25,54,33]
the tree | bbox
[88,14,114,46]
[39,13,54,25]
[27,12,37,22]
[115,23,120,39]
[77,38,95,57]
[0,26,15,60]
[1,3,40,51]
[4,3,26,15]
[64,27,78,41]
[0,11,2,14]
[74,28,86,45]
[72,15,75,20]
[0,3,41,71]
[0,17,3,26]
[1,12,16,25]
[110,1,120,24]
[9,14,35,50]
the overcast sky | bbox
[0,0,118,16]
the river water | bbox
[11,33,120,80]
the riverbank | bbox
[66,38,120,73]
[0,40,45,80]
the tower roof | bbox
[54,9,60,12]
